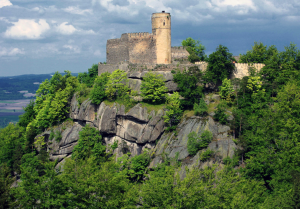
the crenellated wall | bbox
[171,46,189,61]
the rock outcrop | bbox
[39,93,236,173]
[150,115,236,178]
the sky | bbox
[0,0,299,76]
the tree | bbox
[239,42,278,64]
[78,64,99,87]
[219,78,234,100]
[105,69,130,100]
[140,72,168,104]
[205,45,236,84]
[18,100,36,128]
[163,92,183,131]
[173,66,203,108]
[90,72,110,105]
[193,98,208,116]
[182,37,207,63]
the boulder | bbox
[98,104,117,135]
[77,99,98,123]
[126,103,149,123]
[69,94,80,119]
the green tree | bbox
[18,100,36,128]
[187,130,213,156]
[140,72,168,104]
[182,37,207,63]
[78,64,99,87]
[72,124,106,163]
[193,98,208,116]
[163,92,183,131]
[239,41,278,64]
[105,69,130,100]
[205,45,236,84]
[90,72,110,105]
[173,66,203,108]
[219,78,234,100]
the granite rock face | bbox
[68,96,166,157]
[150,115,237,177]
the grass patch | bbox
[183,110,195,118]
[207,101,220,114]
[140,102,166,114]
[103,98,137,113]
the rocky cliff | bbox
[38,94,236,172]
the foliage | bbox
[34,136,45,151]
[111,141,118,151]
[33,71,78,130]
[18,100,36,128]
[214,102,228,124]
[163,92,183,131]
[105,69,130,100]
[173,66,203,108]
[239,41,278,64]
[205,45,236,84]
[187,130,213,156]
[72,124,106,162]
[140,72,168,104]
[219,78,234,100]
[199,148,214,161]
[193,98,208,116]
[182,37,207,62]
[90,72,110,104]
[76,83,91,105]
[0,163,14,208]
[77,64,98,87]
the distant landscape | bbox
[0,73,78,128]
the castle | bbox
[98,11,265,79]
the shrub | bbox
[200,148,214,161]
[54,130,62,142]
[129,152,150,181]
[187,130,213,156]
[105,69,130,100]
[77,64,98,87]
[173,66,203,108]
[194,99,208,116]
[204,45,236,84]
[219,78,234,99]
[163,92,183,131]
[90,72,110,105]
[141,72,168,104]
[214,102,228,124]
[72,124,106,162]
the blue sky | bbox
[0,0,299,76]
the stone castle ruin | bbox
[98,11,265,83]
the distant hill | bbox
[0,73,78,100]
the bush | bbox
[77,64,98,87]
[219,78,234,99]
[204,45,236,84]
[90,72,110,105]
[72,124,106,162]
[187,130,213,156]
[214,102,228,124]
[141,72,168,104]
[105,69,130,100]
[54,130,62,142]
[163,92,183,131]
[173,66,203,108]
[200,148,214,161]
[194,99,208,116]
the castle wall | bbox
[232,63,265,79]
[171,46,189,61]
[127,33,157,64]
[152,12,171,64]
[106,34,129,64]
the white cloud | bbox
[63,45,81,53]
[0,47,24,57]
[56,22,77,35]
[0,0,12,8]
[4,19,50,39]
[64,6,93,15]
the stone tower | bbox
[152,11,171,64]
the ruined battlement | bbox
[127,32,151,37]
